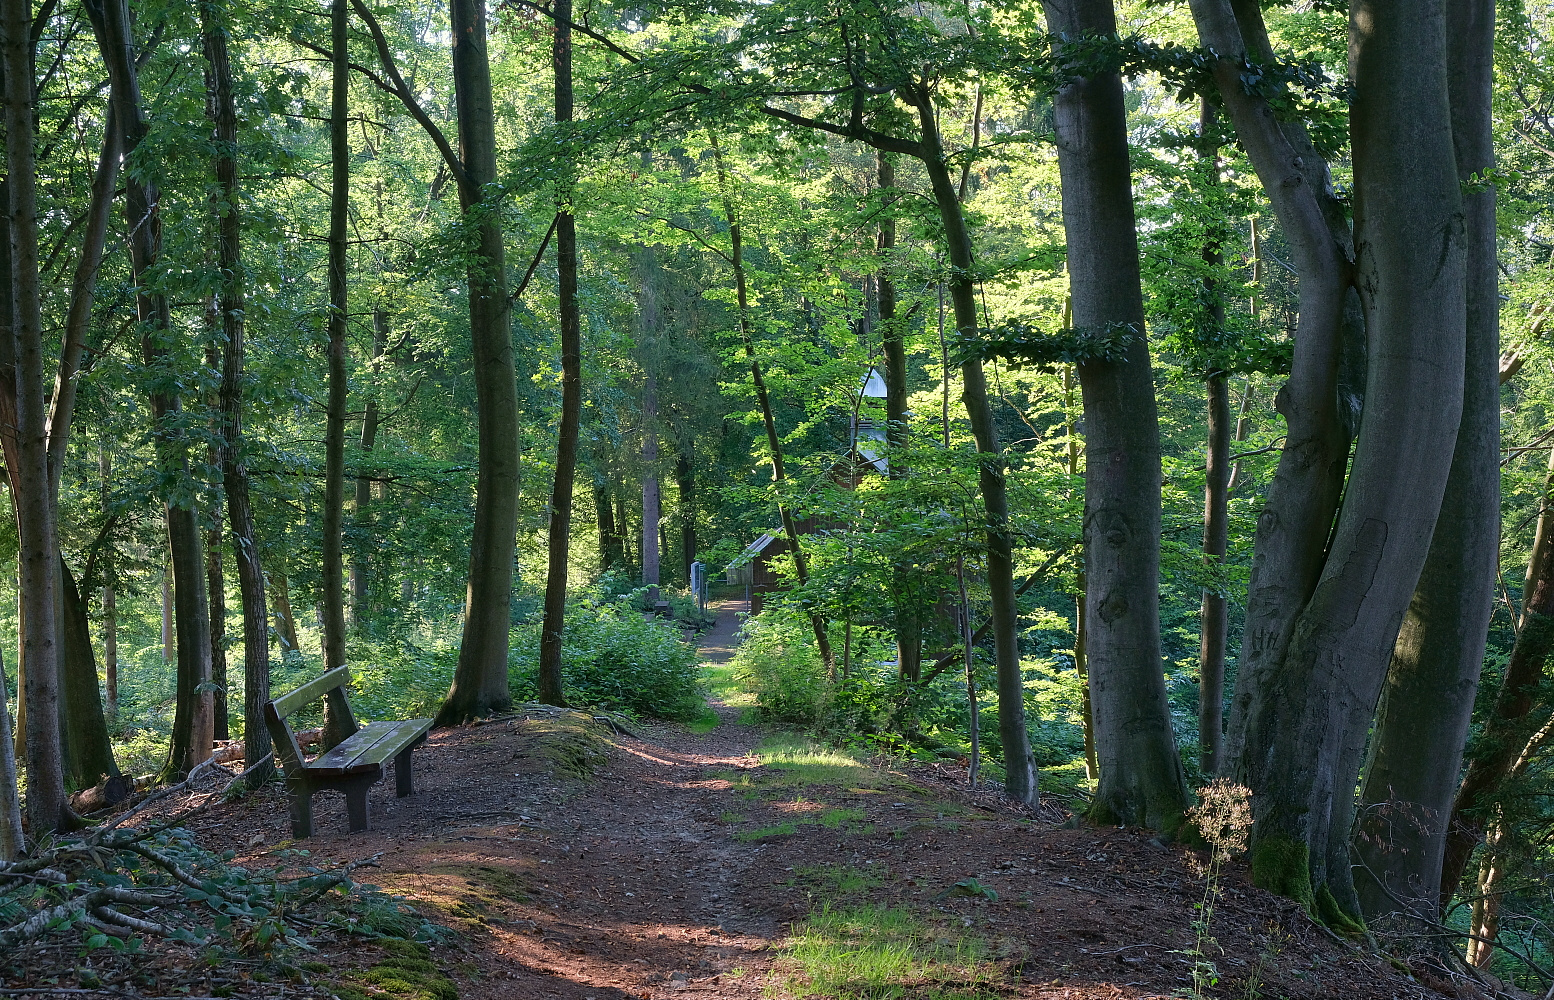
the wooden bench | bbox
[263,666,432,838]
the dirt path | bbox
[171,600,1440,1000]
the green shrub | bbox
[731,612,831,725]
[510,599,704,720]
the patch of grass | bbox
[719,811,749,824]
[685,706,721,734]
[734,821,799,842]
[819,807,868,830]
[702,661,757,707]
[756,736,887,789]
[776,903,1001,999]
[792,864,884,896]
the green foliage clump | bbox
[333,939,457,1000]
[510,598,704,720]
[731,611,833,726]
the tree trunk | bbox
[89,0,215,782]
[0,645,20,858]
[641,373,661,596]
[878,152,923,685]
[352,307,387,620]
[100,447,116,717]
[437,0,519,726]
[1237,0,1467,920]
[912,94,1036,805]
[3,0,69,830]
[617,492,633,572]
[595,483,622,572]
[709,140,835,671]
[322,0,349,694]
[58,556,117,788]
[1201,372,1230,777]
[539,4,580,708]
[1354,0,1497,922]
[161,564,173,663]
[1042,0,1186,829]
[1064,361,1099,782]
[272,572,300,657]
[1187,2,1355,809]
[677,450,696,584]
[206,518,228,742]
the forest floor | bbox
[14,600,1503,999]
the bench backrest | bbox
[264,666,360,777]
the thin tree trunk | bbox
[352,307,387,619]
[709,139,835,671]
[677,450,696,583]
[322,0,350,699]
[538,3,580,708]
[642,375,661,596]
[273,572,300,657]
[100,448,116,716]
[436,0,519,725]
[206,518,228,742]
[595,483,621,572]
[161,563,173,663]
[1064,360,1099,782]
[3,0,70,830]
[617,492,633,571]
[0,645,20,859]
[1043,0,1186,829]
[1199,97,1230,778]
[878,152,922,685]
[1355,0,1497,922]
[89,0,214,782]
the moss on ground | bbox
[331,939,457,1000]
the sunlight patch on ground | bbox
[701,660,758,708]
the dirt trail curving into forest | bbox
[156,600,1454,999]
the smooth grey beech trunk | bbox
[0,646,20,858]
[1240,0,1467,920]
[437,0,520,724]
[1353,0,1497,922]
[539,0,580,708]
[1043,0,1187,830]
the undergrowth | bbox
[776,903,1001,999]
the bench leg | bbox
[345,776,372,833]
[288,785,314,839]
[395,746,414,797]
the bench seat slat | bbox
[307,718,431,776]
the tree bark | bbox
[437,0,519,725]
[322,0,350,697]
[206,517,228,742]
[272,572,300,657]
[352,307,387,619]
[911,92,1036,805]
[1043,0,1187,829]
[538,3,579,708]
[1237,0,1467,920]
[1187,1,1356,804]
[3,0,69,830]
[709,140,835,671]
[676,450,696,583]
[1354,0,1497,922]
[1065,361,1099,782]
[595,483,622,572]
[89,0,215,782]
[878,151,922,685]
[58,556,117,789]
[1199,98,1230,778]
[0,645,20,859]
[641,373,661,595]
